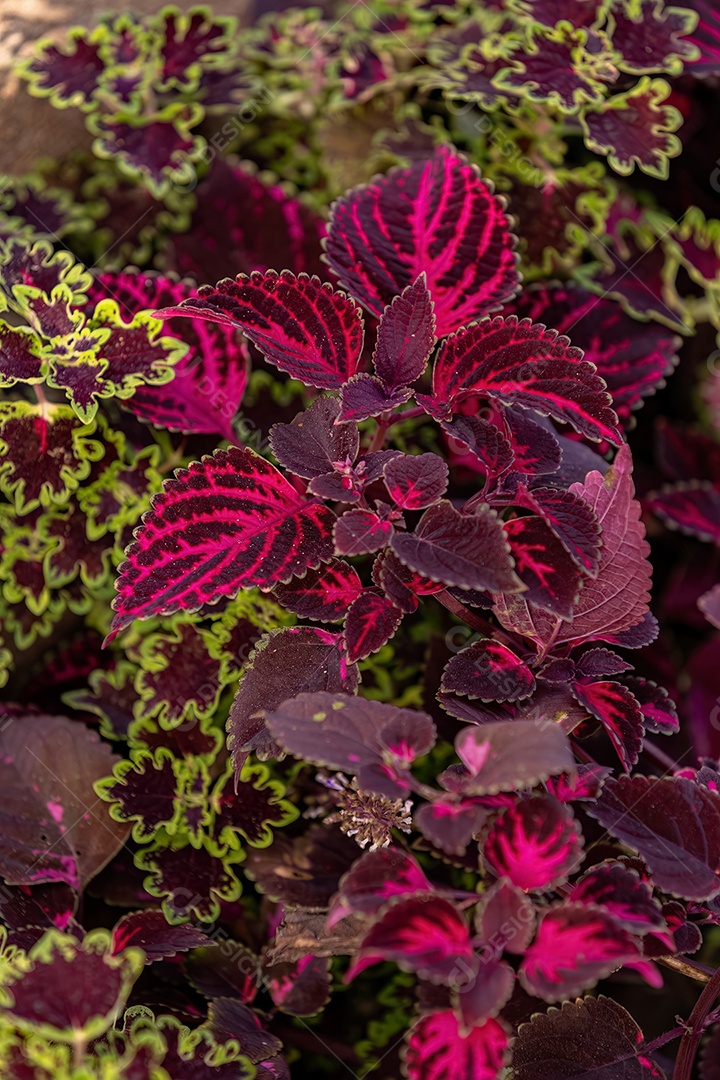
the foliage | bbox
[1,0,720,1076]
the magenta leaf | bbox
[520,902,637,1002]
[346,896,472,982]
[334,508,395,556]
[685,0,720,75]
[588,775,720,901]
[503,515,584,618]
[108,446,335,641]
[265,954,331,1017]
[510,996,666,1079]
[510,484,602,577]
[269,397,359,480]
[570,861,665,933]
[340,374,413,422]
[344,590,403,662]
[454,721,574,795]
[266,692,436,796]
[111,909,212,962]
[227,627,359,776]
[372,274,436,388]
[327,848,433,928]
[483,795,583,891]
[402,1011,510,1080]
[158,270,364,390]
[509,284,681,426]
[649,483,720,544]
[325,146,519,337]
[546,764,612,803]
[421,315,621,445]
[440,640,536,703]
[273,559,362,622]
[571,679,645,771]
[620,676,680,736]
[384,453,449,510]
[415,799,488,858]
[372,549,443,613]
[390,501,521,592]
[441,415,515,477]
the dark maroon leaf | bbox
[685,0,720,75]
[441,414,515,477]
[421,315,621,445]
[510,484,602,577]
[372,273,436,388]
[340,374,413,422]
[503,514,584,618]
[108,447,335,641]
[454,956,515,1026]
[503,407,562,476]
[483,795,583,891]
[546,763,612,803]
[111,909,212,962]
[620,676,679,735]
[159,271,364,390]
[575,648,633,678]
[582,79,683,179]
[23,36,104,104]
[327,848,432,928]
[273,560,362,622]
[441,640,535,702]
[509,995,667,1079]
[588,775,720,900]
[384,453,449,510]
[245,825,358,907]
[334,508,394,555]
[184,942,259,1003]
[415,799,488,857]
[390,500,521,592]
[265,954,331,1017]
[454,720,574,795]
[476,878,536,956]
[207,998,282,1064]
[372,549,443,613]
[572,679,645,771]
[325,146,518,337]
[570,861,665,933]
[344,590,403,662]
[611,0,698,74]
[269,396,359,480]
[346,896,472,982]
[520,902,637,1001]
[227,627,359,776]
[649,483,720,544]
[403,1011,510,1079]
[0,713,128,891]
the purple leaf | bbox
[273,559,362,622]
[570,861,665,933]
[476,878,536,955]
[269,396,359,480]
[372,273,436,388]
[108,446,335,641]
[620,676,680,735]
[384,453,449,510]
[520,902,637,1002]
[421,315,621,445]
[327,848,432,928]
[649,483,720,544]
[158,270,364,390]
[390,500,521,592]
[685,0,720,75]
[503,407,563,476]
[265,954,331,1017]
[372,549,443,613]
[588,775,720,901]
[441,414,515,477]
[344,590,403,662]
[483,795,583,891]
[440,640,536,702]
[227,627,359,777]
[340,374,413,422]
[346,896,472,982]
[503,515,584,618]
[546,763,612,803]
[575,648,633,678]
[454,720,574,795]
[334,508,395,556]
[402,1011,510,1080]
[111,909,212,962]
[581,78,683,180]
[510,996,667,1079]
[611,0,699,75]
[415,799,488,857]
[325,146,519,337]
[266,692,436,796]
[571,679,645,771]
[510,484,602,577]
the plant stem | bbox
[435,589,519,649]
[658,956,715,983]
[641,1026,685,1054]
[674,965,720,1080]
[368,413,391,454]
[642,737,680,773]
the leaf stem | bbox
[674,965,720,1080]
[641,1025,684,1054]
[435,589,520,650]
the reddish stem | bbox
[435,589,519,650]
[674,965,720,1080]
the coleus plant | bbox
[26,142,698,1078]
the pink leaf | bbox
[344,590,403,662]
[571,679,645,771]
[483,795,583,891]
[402,1010,510,1080]
[384,453,449,510]
[441,640,536,702]
[273,559,362,622]
[325,146,519,337]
